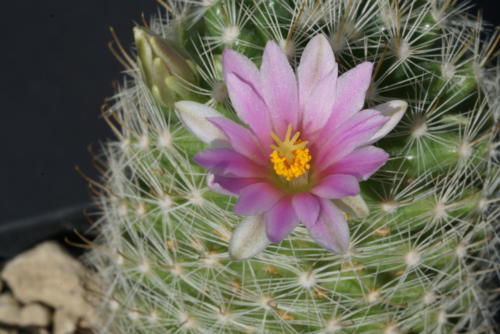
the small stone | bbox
[53,309,77,334]
[0,295,51,328]
[1,242,94,324]
[0,293,21,325]
[19,303,51,327]
[78,305,99,329]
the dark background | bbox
[0,0,498,257]
[0,1,157,256]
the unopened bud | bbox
[134,27,197,105]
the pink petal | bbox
[260,40,299,136]
[325,146,389,180]
[298,34,337,112]
[303,68,338,133]
[311,174,360,199]
[208,117,266,163]
[265,197,299,242]
[234,183,283,216]
[292,193,320,227]
[226,73,273,151]
[211,175,261,195]
[316,110,389,170]
[319,62,373,137]
[207,173,236,196]
[194,148,261,177]
[307,199,350,253]
[223,48,261,94]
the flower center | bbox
[269,125,312,181]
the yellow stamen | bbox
[269,125,312,181]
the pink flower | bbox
[176,34,407,259]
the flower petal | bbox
[320,62,373,135]
[226,73,273,151]
[307,199,350,253]
[229,215,270,260]
[208,117,266,162]
[207,173,235,196]
[325,146,389,180]
[333,195,370,218]
[334,61,373,121]
[265,197,299,242]
[292,193,320,227]
[211,174,261,195]
[311,174,360,199]
[223,48,261,94]
[260,40,299,135]
[194,148,261,177]
[234,183,283,216]
[316,110,389,170]
[367,100,408,144]
[303,68,338,133]
[175,101,226,144]
[298,34,337,112]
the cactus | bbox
[85,0,500,333]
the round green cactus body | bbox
[86,1,500,333]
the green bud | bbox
[133,27,198,106]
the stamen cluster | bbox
[269,125,311,181]
[270,148,311,181]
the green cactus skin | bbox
[85,1,500,333]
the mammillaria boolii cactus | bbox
[84,0,500,333]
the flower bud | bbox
[133,27,197,106]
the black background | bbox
[1,1,156,224]
[0,1,498,256]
